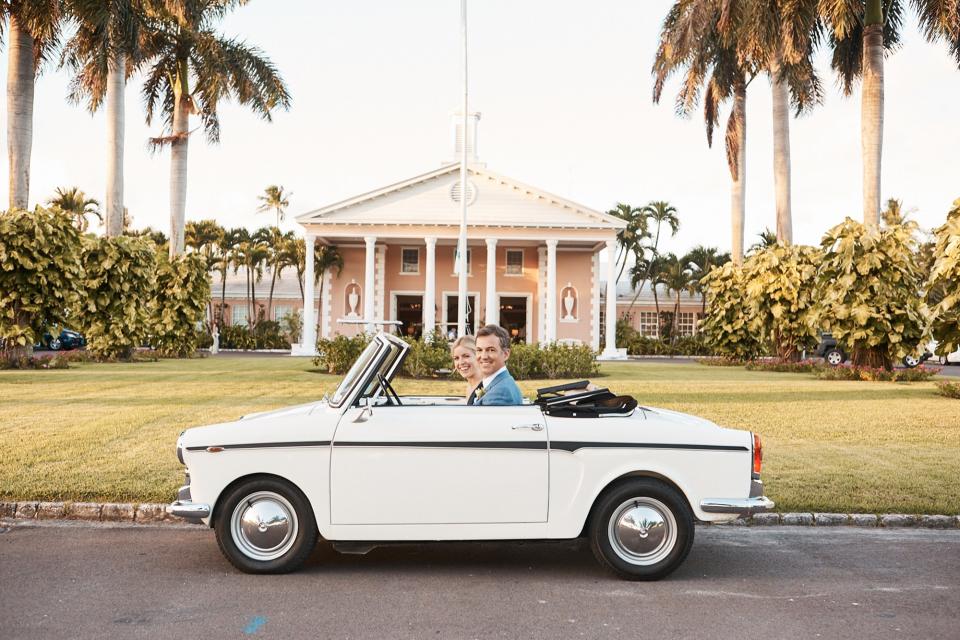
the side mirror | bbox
[353,397,373,423]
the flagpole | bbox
[456,0,469,337]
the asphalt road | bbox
[1,522,957,640]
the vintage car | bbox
[169,333,773,580]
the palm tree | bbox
[140,0,291,257]
[185,219,223,323]
[683,245,731,316]
[313,243,344,335]
[47,187,102,231]
[606,203,650,286]
[264,227,295,321]
[747,228,779,254]
[3,0,64,209]
[215,227,244,325]
[653,0,752,264]
[257,185,292,228]
[642,201,680,250]
[820,1,960,226]
[60,0,143,236]
[629,252,670,328]
[657,253,696,343]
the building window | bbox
[639,312,659,337]
[505,249,523,276]
[677,312,696,336]
[274,305,291,321]
[232,305,248,326]
[401,248,419,274]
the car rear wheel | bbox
[589,478,694,581]
[902,355,920,368]
[48,337,62,351]
[824,348,844,366]
[214,477,318,574]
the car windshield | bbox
[360,339,405,400]
[329,339,383,408]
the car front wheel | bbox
[48,337,62,351]
[214,477,318,574]
[824,348,844,366]
[589,478,694,581]
[902,355,920,368]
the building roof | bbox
[296,164,627,231]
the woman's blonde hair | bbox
[451,334,476,353]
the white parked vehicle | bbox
[169,333,773,580]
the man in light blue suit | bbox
[468,324,524,406]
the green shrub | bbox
[815,363,939,382]
[252,320,292,349]
[219,325,257,350]
[816,218,929,370]
[538,342,599,378]
[505,342,543,379]
[402,332,454,378]
[280,311,302,344]
[314,333,371,373]
[935,380,960,399]
[0,207,84,360]
[73,235,157,359]
[927,202,960,357]
[700,262,763,360]
[697,356,747,366]
[0,353,71,369]
[149,252,210,357]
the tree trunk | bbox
[730,82,747,264]
[770,53,792,245]
[219,267,227,325]
[852,346,891,371]
[315,269,325,337]
[673,292,680,344]
[105,54,125,237]
[168,63,190,257]
[862,20,884,228]
[7,16,35,210]
[267,262,278,323]
[245,267,252,326]
[251,271,259,326]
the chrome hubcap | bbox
[608,497,677,566]
[905,356,918,367]
[230,491,298,561]
[827,352,842,365]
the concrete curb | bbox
[2,501,959,529]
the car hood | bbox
[639,406,720,430]
[237,401,323,422]
[180,400,330,451]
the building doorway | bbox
[395,294,423,339]
[443,294,477,339]
[499,295,530,343]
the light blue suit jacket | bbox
[475,369,524,406]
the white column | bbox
[364,236,377,333]
[423,237,437,337]
[297,234,317,356]
[485,238,497,327]
[545,239,558,343]
[602,238,619,358]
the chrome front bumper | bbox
[700,496,775,516]
[167,500,211,520]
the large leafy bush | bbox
[314,333,372,374]
[816,218,929,370]
[927,203,960,357]
[150,252,211,357]
[73,235,157,359]
[0,207,84,358]
[699,262,762,359]
[402,331,453,377]
[743,244,821,360]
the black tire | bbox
[824,348,845,366]
[48,337,62,351]
[588,478,694,581]
[214,477,318,574]
[902,355,920,368]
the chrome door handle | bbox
[512,423,544,431]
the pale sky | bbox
[3,0,959,258]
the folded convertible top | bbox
[534,381,637,418]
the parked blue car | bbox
[37,328,86,351]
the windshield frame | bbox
[328,333,409,409]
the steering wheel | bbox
[377,373,403,406]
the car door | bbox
[330,404,548,525]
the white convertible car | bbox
[169,333,773,580]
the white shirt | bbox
[481,366,508,391]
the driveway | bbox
[1,521,957,639]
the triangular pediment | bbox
[296,164,625,230]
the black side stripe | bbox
[187,441,747,453]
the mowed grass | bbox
[1,357,958,513]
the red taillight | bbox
[753,434,763,474]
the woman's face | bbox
[452,345,479,380]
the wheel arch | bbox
[209,472,313,531]
[578,470,694,537]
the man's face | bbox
[476,334,509,377]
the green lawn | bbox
[1,357,958,514]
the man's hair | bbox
[476,324,511,351]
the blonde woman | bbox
[451,335,483,402]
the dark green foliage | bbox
[313,334,371,373]
[401,331,454,378]
[150,252,211,357]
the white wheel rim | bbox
[608,497,677,566]
[230,491,299,562]
[827,352,842,365]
